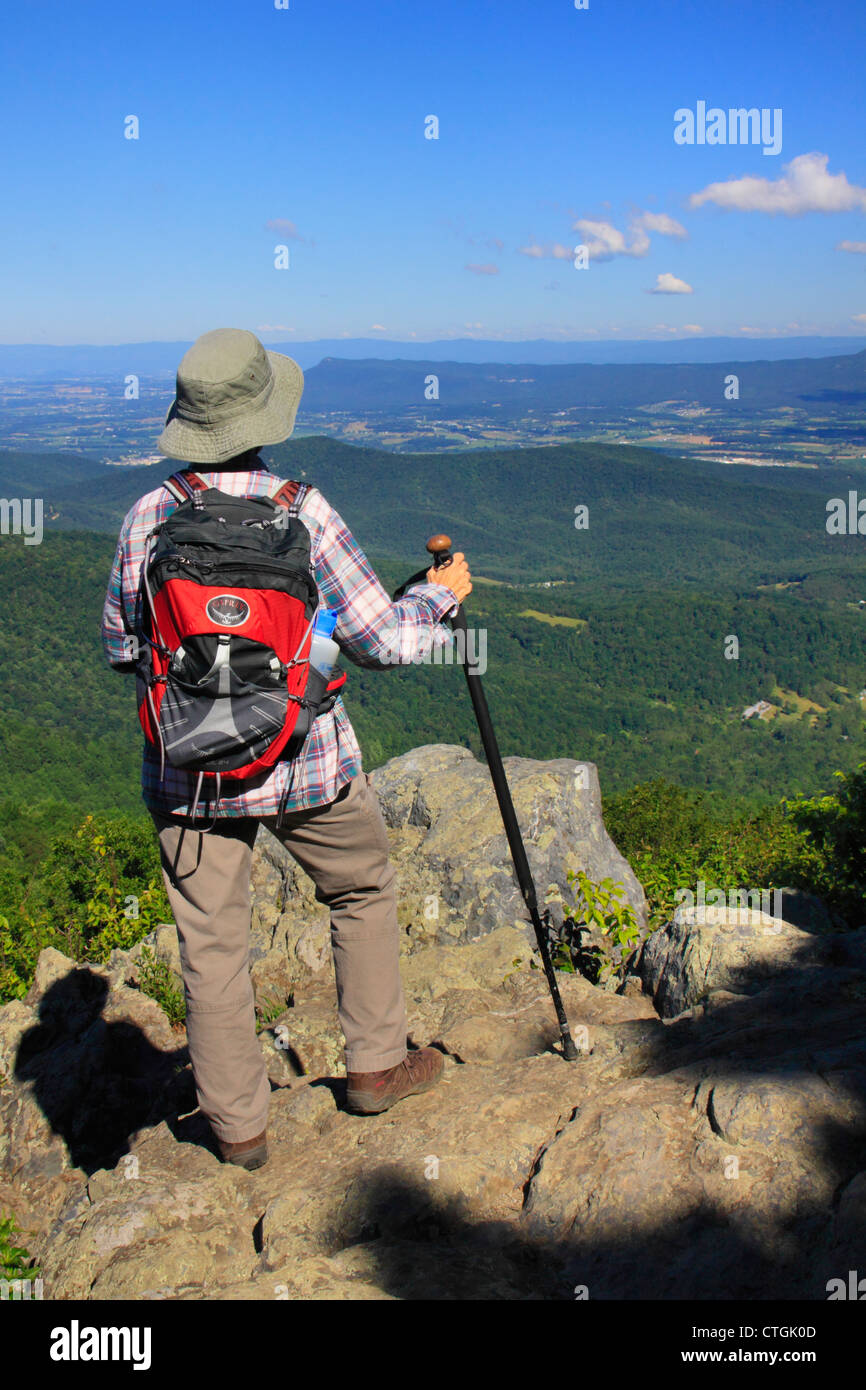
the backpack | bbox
[134,469,346,811]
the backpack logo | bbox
[206,594,250,627]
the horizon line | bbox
[1,332,865,350]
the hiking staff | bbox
[395,535,580,1062]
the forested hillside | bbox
[4,436,866,1004]
[5,435,866,593]
[2,529,866,817]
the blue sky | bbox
[1,0,864,346]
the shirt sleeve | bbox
[312,494,460,669]
[101,516,140,671]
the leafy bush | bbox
[603,779,824,933]
[783,763,866,923]
[546,870,641,986]
[0,813,170,1003]
[0,1215,39,1285]
[137,946,186,1026]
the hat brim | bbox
[156,350,304,464]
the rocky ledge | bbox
[1,746,864,1300]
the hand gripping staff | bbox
[395,534,580,1062]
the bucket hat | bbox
[157,328,304,464]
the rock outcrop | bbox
[4,920,865,1300]
[1,748,864,1301]
[248,744,647,987]
[636,903,827,1018]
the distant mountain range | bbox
[300,350,866,413]
[0,336,864,379]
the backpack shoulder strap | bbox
[271,478,310,518]
[164,469,209,504]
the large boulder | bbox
[636,904,824,1019]
[249,833,331,985]
[372,745,646,944]
[249,745,646,971]
[42,1132,258,1300]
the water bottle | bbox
[309,607,340,683]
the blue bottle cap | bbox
[313,607,338,637]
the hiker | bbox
[101,327,472,1170]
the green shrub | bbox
[255,993,293,1033]
[137,946,186,1027]
[0,813,170,1003]
[603,779,824,933]
[0,1215,39,1285]
[783,763,866,923]
[547,870,641,985]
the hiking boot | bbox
[346,1047,445,1115]
[217,1129,268,1170]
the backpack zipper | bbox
[163,555,310,579]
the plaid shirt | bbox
[101,466,458,818]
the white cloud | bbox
[647,273,694,295]
[737,325,789,336]
[650,323,702,333]
[838,240,866,254]
[689,152,866,215]
[634,211,688,238]
[519,210,688,263]
[852,313,866,324]
[575,219,650,259]
[256,324,294,332]
[465,262,500,275]
[517,239,574,259]
[265,219,305,240]
[370,324,386,332]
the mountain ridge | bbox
[0,336,863,378]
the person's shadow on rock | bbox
[14,968,192,1176]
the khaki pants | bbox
[151,771,407,1143]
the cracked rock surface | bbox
[3,915,865,1299]
[1,748,864,1300]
